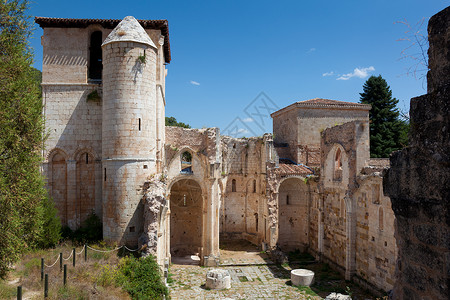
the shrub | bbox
[62,211,103,243]
[116,255,168,300]
[37,195,61,248]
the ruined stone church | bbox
[36,16,397,293]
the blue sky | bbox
[29,0,449,137]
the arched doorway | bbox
[278,177,308,251]
[170,179,203,257]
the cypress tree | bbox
[360,75,409,158]
[0,0,60,277]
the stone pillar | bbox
[345,202,356,281]
[66,160,77,229]
[384,6,450,300]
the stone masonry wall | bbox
[384,6,450,299]
[220,136,267,245]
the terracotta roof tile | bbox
[34,17,171,63]
[298,98,367,106]
[275,163,313,176]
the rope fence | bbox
[42,243,140,270]
[24,243,141,299]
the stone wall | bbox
[384,6,450,299]
[220,136,268,245]
[272,100,370,165]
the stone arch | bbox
[277,177,309,251]
[324,144,349,187]
[48,148,68,226]
[74,149,96,227]
[168,146,204,176]
[169,178,204,258]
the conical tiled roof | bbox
[102,16,156,48]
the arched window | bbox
[180,151,192,174]
[89,31,102,81]
[333,148,343,181]
[232,179,236,192]
[379,207,384,231]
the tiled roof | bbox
[297,98,369,106]
[35,17,171,63]
[271,98,371,117]
[275,163,313,176]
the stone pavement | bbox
[169,263,321,300]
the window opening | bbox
[89,31,103,81]
[85,153,89,164]
[253,180,256,193]
[180,151,193,174]
[334,148,343,181]
[232,179,236,192]
[138,118,141,131]
[255,213,259,232]
[104,168,106,181]
[286,194,290,205]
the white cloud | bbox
[307,48,316,53]
[237,128,249,134]
[322,71,334,77]
[190,80,200,86]
[242,117,254,123]
[337,66,375,80]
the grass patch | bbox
[238,276,248,282]
[296,285,320,296]
[0,280,16,299]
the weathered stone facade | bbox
[384,6,450,300]
[37,15,400,294]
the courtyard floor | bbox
[169,240,379,300]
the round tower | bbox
[101,16,157,244]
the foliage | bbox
[86,89,101,102]
[0,0,51,278]
[115,255,169,300]
[165,116,191,128]
[62,211,103,243]
[37,195,62,248]
[360,75,409,158]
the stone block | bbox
[205,269,231,290]
[291,269,314,286]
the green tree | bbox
[165,116,191,128]
[0,0,59,277]
[360,75,409,158]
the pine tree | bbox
[0,0,60,277]
[360,75,409,158]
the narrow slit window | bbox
[255,213,259,232]
[232,179,236,192]
[104,168,106,182]
[85,153,89,164]
[379,207,384,231]
[253,180,256,193]
[138,118,141,131]
[286,194,290,205]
